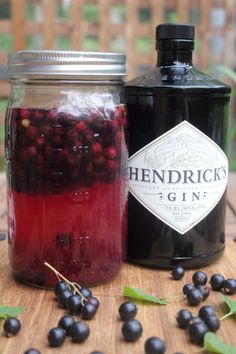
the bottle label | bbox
[129,121,228,234]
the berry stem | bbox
[219,311,232,321]
[44,262,86,303]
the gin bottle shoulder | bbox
[125,65,231,94]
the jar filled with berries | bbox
[5,51,128,287]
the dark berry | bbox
[90,352,104,354]
[57,289,73,308]
[119,302,137,321]
[80,287,92,298]
[171,266,185,280]
[54,280,70,296]
[188,322,209,345]
[186,288,203,306]
[3,318,21,337]
[182,283,194,295]
[24,349,41,354]
[196,285,210,300]
[210,273,225,291]
[70,321,90,342]
[58,315,75,335]
[192,271,208,286]
[47,327,66,347]
[66,294,83,314]
[144,336,166,354]
[176,309,193,329]
[86,296,100,309]
[203,315,220,332]
[187,316,203,328]
[121,319,143,342]
[198,305,216,320]
[81,302,97,320]
[222,278,236,294]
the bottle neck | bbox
[156,39,194,67]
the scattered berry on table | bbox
[203,315,220,332]
[186,288,203,306]
[192,271,208,286]
[209,273,225,291]
[58,315,75,335]
[144,336,166,354]
[80,287,92,298]
[171,266,185,280]
[3,318,21,337]
[24,349,41,354]
[57,289,73,308]
[222,278,236,294]
[70,321,90,342]
[182,283,194,295]
[121,319,143,342]
[119,302,137,321]
[198,305,216,320]
[176,309,193,329]
[66,294,83,314]
[86,296,100,309]
[47,327,66,347]
[81,302,98,320]
[187,322,209,345]
[196,285,210,300]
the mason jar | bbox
[5,51,128,287]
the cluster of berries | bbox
[176,305,220,345]
[47,280,100,350]
[210,273,236,294]
[8,105,127,193]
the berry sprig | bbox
[44,261,87,304]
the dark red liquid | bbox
[5,105,128,287]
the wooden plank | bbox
[42,0,55,49]
[125,0,138,79]
[0,19,12,33]
[150,0,165,67]
[0,234,236,353]
[0,81,10,97]
[99,0,110,51]
[176,0,189,22]
[71,0,83,50]
[198,0,211,69]
[11,0,26,50]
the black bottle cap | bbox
[156,23,195,40]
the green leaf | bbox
[220,294,236,320]
[123,286,167,305]
[0,305,24,319]
[204,332,236,354]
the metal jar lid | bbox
[8,50,126,79]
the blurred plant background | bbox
[0,0,236,171]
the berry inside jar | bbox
[6,103,128,287]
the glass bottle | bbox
[5,51,128,287]
[125,24,231,268]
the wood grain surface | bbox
[0,172,236,354]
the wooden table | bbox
[0,172,236,354]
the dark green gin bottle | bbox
[125,23,231,268]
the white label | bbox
[129,121,228,234]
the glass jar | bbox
[5,51,128,287]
